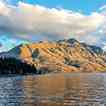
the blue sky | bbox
[7,0,106,14]
[0,0,106,51]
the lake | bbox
[0,73,105,106]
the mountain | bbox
[0,38,106,73]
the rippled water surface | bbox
[0,73,106,106]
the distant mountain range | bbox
[0,38,106,73]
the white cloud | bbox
[0,1,105,44]
[99,5,106,11]
[102,42,106,51]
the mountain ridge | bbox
[0,38,106,73]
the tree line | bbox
[0,57,37,75]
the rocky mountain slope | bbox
[1,39,106,73]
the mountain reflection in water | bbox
[0,73,105,106]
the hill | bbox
[0,38,106,73]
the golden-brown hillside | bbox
[5,39,106,73]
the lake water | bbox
[0,73,105,106]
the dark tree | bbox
[0,57,37,75]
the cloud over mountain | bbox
[0,1,105,44]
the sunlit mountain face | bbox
[0,38,106,73]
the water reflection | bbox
[0,73,105,106]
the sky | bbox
[5,0,106,14]
[0,0,106,51]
